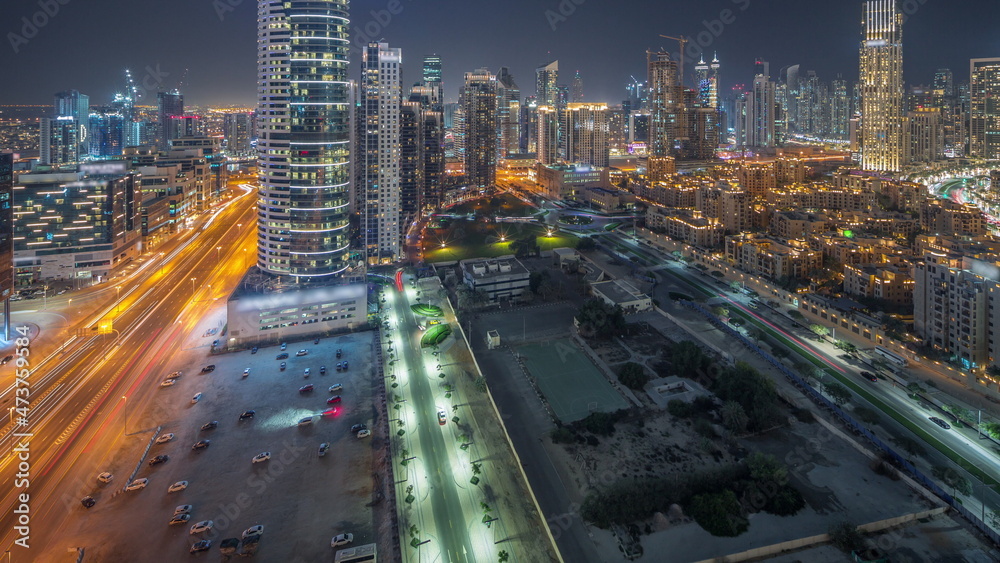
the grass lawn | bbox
[423,223,578,263]
[447,192,536,217]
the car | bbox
[356,429,371,439]
[327,395,342,405]
[81,496,96,508]
[929,417,952,430]
[192,440,211,451]
[318,443,330,457]
[252,452,271,464]
[336,362,343,371]
[169,514,191,526]
[174,505,193,515]
[276,353,288,360]
[0,355,12,365]
[168,481,189,493]
[200,365,216,374]
[342,361,349,370]
[242,525,264,539]
[200,421,218,431]
[160,379,177,388]
[97,472,114,484]
[280,362,287,371]
[304,368,311,377]
[190,520,214,535]
[314,338,320,344]
[297,416,313,427]
[299,384,314,393]
[165,371,183,380]
[319,365,326,374]
[437,408,448,425]
[212,339,220,347]
[239,410,256,420]
[125,478,148,491]
[191,393,203,404]
[860,371,878,382]
[336,349,342,358]
[156,433,175,444]
[296,349,308,357]
[242,368,251,378]
[251,346,258,354]
[149,455,170,466]
[350,424,367,434]
[329,383,343,393]
[280,342,287,351]
[330,533,354,547]
[190,540,212,553]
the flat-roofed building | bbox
[460,256,531,303]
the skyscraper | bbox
[257,0,352,279]
[536,61,559,106]
[40,117,80,166]
[422,54,443,109]
[157,90,184,150]
[741,60,776,148]
[358,42,403,265]
[461,68,498,190]
[562,103,610,168]
[969,58,1000,160]
[695,54,721,109]
[223,112,254,158]
[831,77,851,139]
[571,71,584,103]
[648,50,681,157]
[535,105,560,165]
[496,67,521,159]
[859,0,905,172]
[0,153,12,328]
[54,90,89,152]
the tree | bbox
[576,237,597,251]
[981,422,1000,440]
[809,324,830,338]
[828,521,864,553]
[529,270,551,294]
[826,382,851,406]
[510,235,539,258]
[835,340,858,354]
[721,401,749,434]
[575,299,626,339]
[618,362,650,389]
[713,362,781,432]
[730,281,743,292]
[669,341,712,377]
[688,490,748,537]
[853,406,880,425]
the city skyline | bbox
[1,0,998,106]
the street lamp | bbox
[115,285,122,314]
[190,278,196,295]
[120,395,128,435]
[216,246,222,262]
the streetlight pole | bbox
[115,285,121,314]
[121,395,128,435]
[216,246,222,262]
[190,278,196,296]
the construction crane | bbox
[659,34,689,85]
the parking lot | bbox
[56,332,379,562]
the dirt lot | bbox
[40,331,382,562]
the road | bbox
[0,186,258,560]
[602,230,1000,521]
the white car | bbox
[329,383,343,393]
[168,481,189,493]
[252,452,271,464]
[160,379,177,388]
[356,429,371,439]
[191,393,202,404]
[174,504,193,515]
[437,408,448,425]
[297,416,313,427]
[155,433,175,444]
[243,368,251,377]
[97,472,113,484]
[125,478,148,492]
[190,520,214,535]
[242,525,264,539]
[296,349,308,357]
[331,533,354,547]
[166,371,182,380]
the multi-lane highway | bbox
[0,186,258,560]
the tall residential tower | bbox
[859,0,905,172]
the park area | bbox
[446,192,537,217]
[422,219,578,263]
[517,339,629,423]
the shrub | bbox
[550,427,575,444]
[668,400,693,418]
[688,490,748,537]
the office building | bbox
[223,112,254,157]
[571,71,584,103]
[695,54,721,109]
[536,105,560,165]
[648,50,682,157]
[831,78,851,139]
[157,90,184,150]
[13,161,142,283]
[461,68,498,191]
[54,90,90,152]
[0,153,12,318]
[39,117,80,166]
[536,61,559,106]
[256,0,352,280]
[562,103,610,168]
[969,58,1000,160]
[908,107,944,163]
[460,256,531,303]
[87,109,126,158]
[741,60,776,148]
[357,42,402,265]
[496,67,521,159]
[859,0,905,172]
[408,87,445,210]
[423,54,443,108]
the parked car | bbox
[125,478,148,491]
[191,393,203,404]
[168,481,188,493]
[190,540,212,553]
[336,349,342,358]
[318,443,330,457]
[356,429,371,439]
[239,410,256,421]
[192,440,211,451]
[276,353,288,360]
[330,533,354,547]
[149,455,169,466]
[190,520,214,535]
[329,384,343,393]
[252,452,271,464]
[200,365,216,374]
[242,368,251,378]
[299,384,314,394]
[350,424,367,434]
[200,421,218,431]
[280,362,286,371]
[251,346,258,354]
[296,349,308,357]
[155,433,174,444]
[169,514,191,526]
[280,342,287,351]
[97,472,114,484]
[860,371,878,382]
[327,395,342,405]
[81,496,96,508]
[437,408,448,425]
[303,368,311,377]
[297,416,313,427]
[174,505,193,515]
[319,366,326,374]
[929,417,952,430]
[165,371,183,380]
[160,379,177,388]
[342,361,349,370]
[242,525,264,539]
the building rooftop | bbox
[460,256,529,280]
[592,279,647,305]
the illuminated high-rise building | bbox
[358,42,402,265]
[461,68,498,191]
[54,90,90,152]
[256,0,352,279]
[859,0,905,172]
[648,50,681,157]
[40,117,80,166]
[571,71,584,103]
[969,58,1000,160]
[422,54,443,109]
[0,152,12,334]
[740,60,776,148]
[536,61,559,106]
[157,90,184,150]
[562,103,609,168]
[496,67,521,159]
[535,105,559,165]
[695,53,721,109]
[831,78,851,139]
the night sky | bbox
[1,0,997,107]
